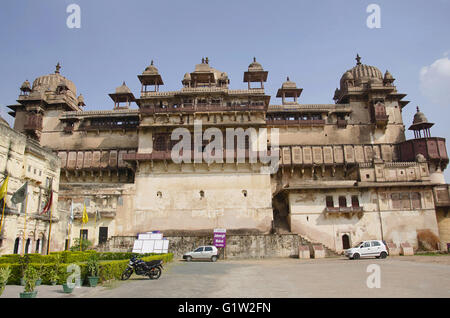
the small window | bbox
[118,196,123,206]
[157,191,162,198]
[204,247,213,252]
[199,190,205,198]
[326,196,334,208]
[371,241,381,247]
[364,242,370,248]
[28,166,31,172]
[194,247,203,253]
[242,190,247,197]
[80,229,88,240]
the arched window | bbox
[25,238,31,254]
[35,239,41,254]
[13,237,20,254]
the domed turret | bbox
[77,94,85,107]
[243,57,268,89]
[248,57,263,71]
[138,60,164,93]
[109,81,135,109]
[185,57,229,88]
[276,76,303,104]
[143,60,159,75]
[20,80,31,95]
[409,106,434,138]
[339,54,383,89]
[31,63,77,100]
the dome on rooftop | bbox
[248,57,263,71]
[115,82,132,94]
[413,106,429,124]
[143,60,159,75]
[31,63,77,99]
[281,77,297,89]
[340,54,383,89]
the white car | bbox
[345,240,388,260]
[183,245,219,262]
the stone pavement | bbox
[1,256,449,298]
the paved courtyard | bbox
[1,255,449,298]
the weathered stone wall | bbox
[100,234,301,259]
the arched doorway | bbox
[13,237,20,254]
[25,238,31,254]
[342,234,350,250]
[35,239,41,254]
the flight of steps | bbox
[298,235,341,258]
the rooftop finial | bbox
[205,57,209,64]
[417,106,420,112]
[253,57,256,62]
[287,76,290,81]
[55,62,61,74]
[202,57,205,64]
[122,81,126,86]
[355,54,361,65]
[151,60,154,66]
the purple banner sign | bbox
[213,229,226,248]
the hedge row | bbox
[0,251,160,264]
[0,253,173,285]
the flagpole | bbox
[22,193,28,256]
[0,196,6,236]
[67,199,73,250]
[80,220,83,251]
[46,191,53,255]
[0,175,8,236]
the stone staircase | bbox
[298,235,341,258]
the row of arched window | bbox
[12,236,44,254]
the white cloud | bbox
[419,55,450,105]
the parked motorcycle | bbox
[121,255,164,280]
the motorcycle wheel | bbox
[121,268,133,280]
[148,267,162,280]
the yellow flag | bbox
[82,204,88,224]
[0,176,9,201]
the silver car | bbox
[183,245,219,262]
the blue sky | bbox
[1,0,449,178]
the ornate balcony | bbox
[23,114,43,131]
[398,137,448,166]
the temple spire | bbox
[355,54,361,65]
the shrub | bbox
[0,253,173,285]
[87,255,99,277]
[0,266,11,296]
[70,238,93,252]
[23,267,39,293]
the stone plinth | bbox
[299,245,310,259]
[312,244,325,259]
[386,242,400,256]
[400,243,414,256]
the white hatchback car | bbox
[183,245,219,262]
[345,240,389,260]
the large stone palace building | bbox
[3,55,450,254]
